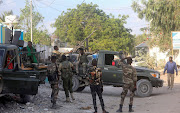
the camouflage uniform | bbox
[120,61,137,105]
[89,66,105,112]
[47,63,60,104]
[59,61,74,98]
[76,54,88,74]
[52,50,62,63]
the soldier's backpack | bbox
[61,61,72,78]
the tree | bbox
[132,0,180,51]
[134,33,147,46]
[0,10,13,22]
[53,3,134,54]
[18,0,50,45]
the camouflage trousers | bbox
[62,77,73,98]
[76,62,87,74]
[90,85,105,112]
[50,82,59,104]
[120,83,135,105]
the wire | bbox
[36,0,62,12]
[42,0,56,7]
[32,0,49,31]
[0,0,16,6]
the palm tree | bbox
[0,10,13,22]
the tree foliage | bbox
[134,33,147,46]
[53,3,134,53]
[18,0,50,45]
[132,0,180,51]
[0,10,13,22]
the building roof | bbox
[136,42,148,48]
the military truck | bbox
[0,44,47,102]
[66,50,163,97]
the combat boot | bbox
[66,97,70,102]
[51,103,57,109]
[129,105,134,112]
[116,104,123,112]
[70,93,75,100]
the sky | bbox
[0,0,149,35]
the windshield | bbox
[0,49,5,68]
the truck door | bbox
[101,54,123,84]
[2,49,39,95]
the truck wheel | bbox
[59,76,80,92]
[0,77,3,94]
[76,86,86,92]
[20,95,30,104]
[136,79,152,97]
[72,76,80,92]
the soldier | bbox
[76,48,88,75]
[88,59,109,113]
[52,46,73,63]
[52,46,62,63]
[116,57,137,112]
[26,41,37,63]
[47,56,60,109]
[59,55,75,102]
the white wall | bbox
[149,47,180,65]
[149,47,169,62]
[23,42,73,59]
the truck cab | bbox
[0,44,47,96]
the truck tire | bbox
[0,77,3,94]
[76,86,86,92]
[20,95,30,104]
[59,76,80,92]
[72,76,80,92]
[136,79,152,97]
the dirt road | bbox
[1,74,180,113]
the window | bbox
[5,50,15,69]
[105,54,120,66]
[0,49,5,68]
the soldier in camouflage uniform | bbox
[88,59,109,113]
[116,57,137,112]
[52,46,62,63]
[52,46,73,63]
[47,56,60,109]
[59,55,75,102]
[76,48,88,75]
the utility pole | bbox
[30,0,33,43]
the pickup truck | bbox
[0,44,47,102]
[65,50,163,97]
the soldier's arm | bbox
[58,63,62,75]
[133,67,137,87]
[70,62,74,70]
[47,65,51,76]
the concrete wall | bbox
[149,47,180,65]
[149,47,169,62]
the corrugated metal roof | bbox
[136,42,148,48]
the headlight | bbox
[150,73,160,78]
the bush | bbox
[135,52,156,69]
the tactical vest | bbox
[79,54,88,64]
[61,61,72,78]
